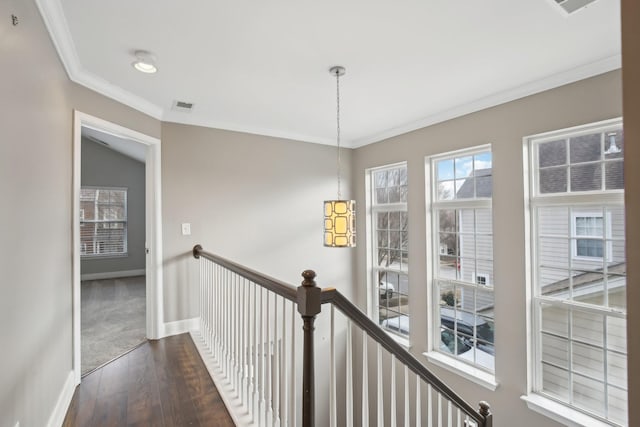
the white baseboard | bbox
[46,371,75,427]
[81,269,145,281]
[160,317,200,338]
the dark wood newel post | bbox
[479,401,492,427]
[297,270,321,427]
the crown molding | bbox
[35,0,164,120]
[350,54,622,148]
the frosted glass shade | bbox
[324,200,356,247]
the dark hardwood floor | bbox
[63,333,234,426]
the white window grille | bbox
[80,187,128,257]
[528,119,626,425]
[429,146,495,372]
[367,163,409,337]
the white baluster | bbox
[437,392,442,427]
[260,287,266,427]
[253,283,259,425]
[241,278,246,406]
[225,269,229,376]
[267,292,273,425]
[346,320,353,427]
[274,296,281,427]
[390,355,396,427]
[457,408,462,427]
[290,301,296,426]
[377,344,384,427]
[330,305,336,427]
[416,376,421,427]
[237,275,242,399]
[361,331,369,427]
[427,384,432,427]
[404,366,410,427]
[232,274,237,393]
[282,298,289,427]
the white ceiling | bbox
[38,0,621,148]
[82,126,147,163]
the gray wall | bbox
[352,70,622,427]
[0,1,160,426]
[81,137,146,276]
[160,122,356,323]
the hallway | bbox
[63,334,234,426]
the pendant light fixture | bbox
[324,66,356,248]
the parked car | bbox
[378,281,395,299]
[439,328,494,370]
[439,307,495,355]
[381,314,409,335]
[380,314,495,371]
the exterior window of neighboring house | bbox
[367,163,409,338]
[429,147,494,372]
[528,120,626,425]
[80,187,128,257]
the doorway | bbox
[72,111,164,384]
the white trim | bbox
[521,394,619,427]
[72,111,163,386]
[365,162,409,333]
[427,146,496,372]
[526,118,627,424]
[189,330,253,427]
[45,371,75,427]
[423,351,498,391]
[80,269,146,281]
[160,317,200,338]
[570,210,613,261]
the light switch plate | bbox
[181,223,191,235]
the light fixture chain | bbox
[336,68,342,200]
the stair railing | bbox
[193,244,492,427]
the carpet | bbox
[81,276,146,375]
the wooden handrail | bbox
[320,288,488,426]
[193,244,298,302]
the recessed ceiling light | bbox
[132,50,157,74]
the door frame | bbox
[72,111,164,384]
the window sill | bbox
[521,393,618,427]
[423,351,498,391]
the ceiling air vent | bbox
[553,0,599,14]
[172,100,194,112]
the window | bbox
[528,120,626,425]
[367,164,409,337]
[572,212,613,261]
[429,147,494,372]
[80,187,128,257]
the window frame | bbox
[427,144,495,374]
[365,162,409,341]
[80,186,129,258]
[526,118,627,426]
